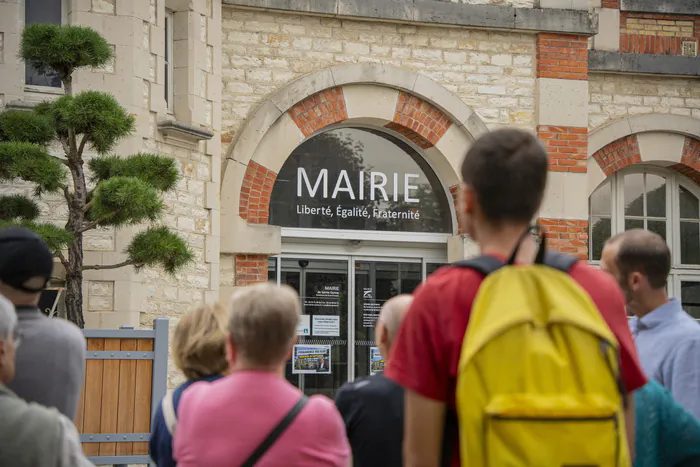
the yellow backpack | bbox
[454,250,630,467]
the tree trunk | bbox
[61,72,87,328]
[64,237,84,328]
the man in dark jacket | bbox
[335,294,412,467]
[0,293,92,466]
[0,226,86,420]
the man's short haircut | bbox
[0,294,16,341]
[228,283,300,367]
[173,303,229,380]
[461,128,549,224]
[607,229,671,289]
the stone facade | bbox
[0,0,222,336]
[1,0,700,333]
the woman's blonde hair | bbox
[172,303,229,380]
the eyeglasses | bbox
[12,329,22,349]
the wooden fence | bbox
[76,318,169,466]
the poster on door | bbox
[312,315,340,336]
[370,347,384,375]
[292,345,332,374]
[361,287,381,327]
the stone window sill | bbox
[158,119,215,145]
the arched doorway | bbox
[268,125,453,396]
[219,64,488,396]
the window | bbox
[25,0,63,88]
[165,10,174,110]
[269,127,453,233]
[589,166,700,313]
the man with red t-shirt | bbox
[385,129,647,467]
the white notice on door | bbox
[312,315,340,337]
[297,315,311,336]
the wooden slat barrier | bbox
[77,318,168,466]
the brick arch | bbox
[591,134,700,186]
[239,86,457,226]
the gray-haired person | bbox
[0,293,93,467]
[0,226,86,420]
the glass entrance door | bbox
[279,258,349,399]
[273,254,447,397]
[353,260,422,379]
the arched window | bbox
[589,166,700,318]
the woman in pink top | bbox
[173,283,350,467]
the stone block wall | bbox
[0,0,222,334]
[437,0,535,7]
[588,74,700,129]
[220,7,537,142]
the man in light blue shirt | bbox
[602,229,700,419]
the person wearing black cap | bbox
[0,226,86,420]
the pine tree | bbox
[0,24,193,328]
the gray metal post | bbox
[150,318,169,416]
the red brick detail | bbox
[539,218,589,260]
[671,137,700,184]
[601,0,619,8]
[235,254,269,286]
[384,92,452,149]
[449,185,463,235]
[239,161,277,224]
[620,13,698,56]
[221,132,234,144]
[289,88,348,137]
[536,34,588,81]
[537,126,588,173]
[592,135,642,176]
[681,136,700,170]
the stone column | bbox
[0,0,23,108]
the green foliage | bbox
[89,153,180,192]
[0,110,55,145]
[126,226,194,274]
[89,176,164,227]
[45,91,134,154]
[0,142,66,194]
[20,24,112,80]
[0,220,73,255]
[0,195,40,221]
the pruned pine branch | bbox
[78,211,118,233]
[82,260,140,271]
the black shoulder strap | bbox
[452,251,578,276]
[241,395,309,467]
[452,255,505,276]
[541,251,578,273]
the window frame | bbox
[23,0,68,93]
[164,9,174,112]
[589,165,700,270]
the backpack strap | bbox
[452,255,505,276]
[161,391,177,436]
[541,251,578,273]
[241,395,309,467]
[453,251,578,276]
